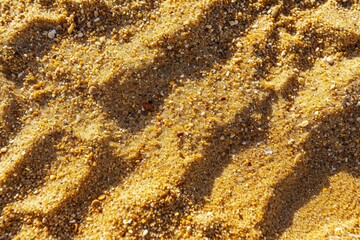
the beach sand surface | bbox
[0,0,360,239]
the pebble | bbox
[229,20,238,26]
[299,120,309,127]
[48,30,57,39]
[237,177,245,183]
[123,219,133,225]
[55,25,62,31]
[142,229,149,236]
[264,149,273,155]
[99,36,106,43]
[91,199,101,208]
[98,195,106,201]
[68,23,75,34]
[0,147,8,153]
[325,56,334,65]
[88,86,98,95]
[141,101,155,111]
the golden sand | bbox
[1,0,360,239]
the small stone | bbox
[325,56,334,65]
[0,147,8,153]
[177,132,184,138]
[91,199,101,208]
[229,20,238,26]
[300,120,309,127]
[94,17,101,23]
[123,219,132,225]
[264,149,273,155]
[98,195,106,201]
[141,101,155,111]
[68,23,75,34]
[237,177,245,182]
[271,7,281,18]
[142,229,149,236]
[48,30,56,39]
[88,86,98,95]
[99,36,106,43]
[55,25,62,31]
[49,175,56,181]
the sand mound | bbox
[1,0,359,239]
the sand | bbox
[0,0,360,239]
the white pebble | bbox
[237,177,245,182]
[300,120,309,127]
[0,147,8,153]
[325,56,334,65]
[48,29,57,39]
[94,17,101,23]
[229,20,238,26]
[142,229,149,236]
[264,149,273,155]
[99,36,106,43]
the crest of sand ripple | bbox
[0,107,61,183]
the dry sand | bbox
[1,0,360,239]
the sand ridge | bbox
[0,0,360,239]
